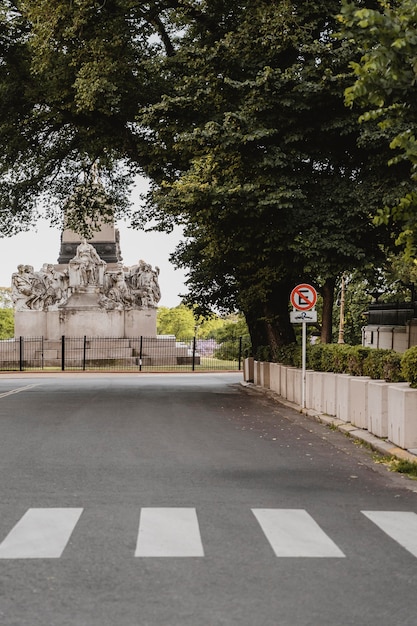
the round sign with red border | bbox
[290,284,317,311]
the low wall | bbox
[244,359,417,453]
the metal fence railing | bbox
[0,336,251,372]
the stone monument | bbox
[12,227,161,339]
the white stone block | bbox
[367,381,389,437]
[280,366,288,399]
[244,357,254,382]
[286,367,297,402]
[305,370,315,410]
[388,384,417,449]
[336,374,351,422]
[269,363,280,394]
[311,372,324,413]
[253,361,261,386]
[260,362,271,389]
[322,372,337,417]
[293,368,302,405]
[349,377,370,429]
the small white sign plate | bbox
[290,309,317,324]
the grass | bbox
[373,455,417,479]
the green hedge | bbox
[402,347,417,388]
[271,343,407,383]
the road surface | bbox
[0,373,416,625]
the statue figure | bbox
[105,264,132,309]
[11,264,33,310]
[69,240,106,288]
[125,260,161,308]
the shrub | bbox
[274,343,302,367]
[346,346,371,376]
[402,347,417,388]
[368,351,403,382]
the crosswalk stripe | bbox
[135,508,205,557]
[362,511,417,557]
[0,508,83,559]
[252,509,346,558]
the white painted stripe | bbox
[135,508,205,557]
[252,509,345,557]
[362,511,417,557]
[0,384,39,399]
[0,508,83,559]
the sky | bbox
[0,178,188,308]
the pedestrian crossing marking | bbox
[135,507,205,557]
[252,509,346,558]
[3,507,417,560]
[362,511,417,557]
[0,508,83,559]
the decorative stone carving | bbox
[12,249,161,312]
[69,240,106,289]
[12,263,69,312]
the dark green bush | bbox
[401,347,417,388]
[346,346,371,376]
[272,341,410,385]
[363,349,404,382]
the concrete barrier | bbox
[367,380,389,437]
[270,363,281,394]
[260,361,271,389]
[248,361,417,453]
[350,377,371,429]
[388,384,417,449]
[336,374,352,422]
[243,357,254,382]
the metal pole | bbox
[61,335,65,371]
[83,336,87,371]
[192,336,196,372]
[139,336,143,371]
[338,275,345,344]
[302,322,307,409]
[238,336,243,371]
[19,336,23,372]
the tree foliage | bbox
[339,0,417,253]
[0,1,405,352]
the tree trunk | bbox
[243,282,296,359]
[320,277,336,344]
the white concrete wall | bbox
[248,361,417,453]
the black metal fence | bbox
[0,336,251,372]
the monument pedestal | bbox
[14,308,157,340]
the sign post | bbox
[290,284,318,409]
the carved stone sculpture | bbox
[12,247,161,312]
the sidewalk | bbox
[241,381,417,465]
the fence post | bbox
[238,336,243,370]
[83,335,87,371]
[19,336,23,371]
[41,336,44,370]
[139,336,143,371]
[61,335,65,371]
[192,336,197,372]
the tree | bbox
[157,305,196,339]
[140,0,399,354]
[0,1,403,355]
[0,287,14,339]
[339,0,417,254]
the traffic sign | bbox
[290,309,317,324]
[290,284,317,311]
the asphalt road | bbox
[0,372,417,626]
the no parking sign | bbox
[290,283,318,409]
[290,284,317,312]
